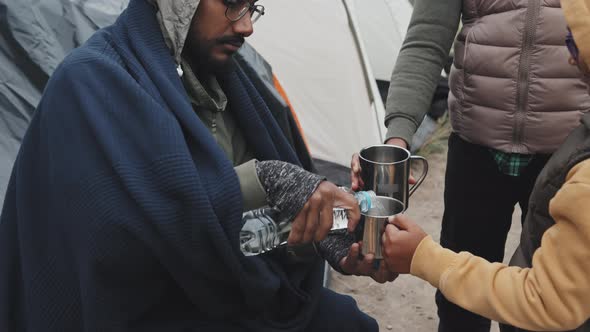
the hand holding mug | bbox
[381,215,428,274]
[350,138,416,191]
[385,138,418,185]
[339,242,398,283]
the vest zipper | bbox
[513,0,541,153]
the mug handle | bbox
[409,156,429,196]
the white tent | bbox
[354,0,413,82]
[249,0,413,168]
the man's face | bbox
[184,0,255,72]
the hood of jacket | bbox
[146,0,200,65]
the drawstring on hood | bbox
[146,0,201,75]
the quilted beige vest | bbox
[449,0,590,154]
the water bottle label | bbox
[332,208,348,230]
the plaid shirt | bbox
[490,149,533,177]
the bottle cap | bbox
[358,191,372,213]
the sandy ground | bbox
[328,150,523,332]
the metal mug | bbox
[357,196,405,259]
[359,145,428,211]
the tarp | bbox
[0,0,129,201]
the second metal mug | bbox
[359,145,428,210]
[357,196,405,259]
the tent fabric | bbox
[353,0,413,81]
[273,75,311,152]
[235,45,315,172]
[248,0,386,167]
[0,0,129,202]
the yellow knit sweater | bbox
[411,159,590,331]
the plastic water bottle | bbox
[239,208,290,256]
[239,188,377,256]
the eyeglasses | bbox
[566,28,579,61]
[224,0,265,24]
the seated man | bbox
[0,0,395,330]
[381,0,590,330]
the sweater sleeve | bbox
[384,0,461,145]
[410,159,590,331]
[235,159,268,212]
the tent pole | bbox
[341,0,387,143]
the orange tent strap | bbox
[272,75,310,153]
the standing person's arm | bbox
[384,0,462,147]
[351,0,462,190]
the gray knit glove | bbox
[255,160,356,268]
[318,231,356,274]
[255,160,325,222]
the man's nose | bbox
[233,13,254,37]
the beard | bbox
[183,35,243,76]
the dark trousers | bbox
[437,133,550,332]
[307,288,378,331]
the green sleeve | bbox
[235,159,268,212]
[385,0,462,146]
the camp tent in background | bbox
[355,0,412,83]
[0,0,414,204]
[354,0,413,102]
[249,0,387,174]
[0,0,129,203]
[248,0,414,180]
